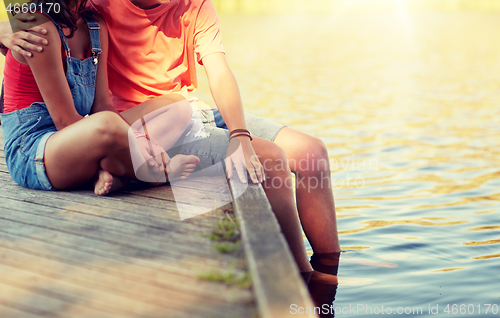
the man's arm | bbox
[202,52,264,184]
[0,14,48,58]
[203,53,246,132]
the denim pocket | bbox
[7,149,28,188]
[19,115,43,155]
[17,104,45,123]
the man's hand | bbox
[0,14,48,58]
[225,137,265,184]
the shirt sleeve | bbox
[193,0,225,65]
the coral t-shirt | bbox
[89,0,224,112]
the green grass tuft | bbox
[208,208,240,243]
[213,241,241,254]
[198,270,252,288]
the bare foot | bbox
[94,170,129,196]
[165,154,199,181]
[94,170,113,195]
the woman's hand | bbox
[0,14,48,58]
[225,137,265,184]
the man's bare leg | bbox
[251,137,313,272]
[274,127,341,254]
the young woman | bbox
[0,0,199,195]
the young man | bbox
[0,0,340,274]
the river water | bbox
[194,8,500,318]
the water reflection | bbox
[433,268,465,272]
[339,218,469,235]
[473,253,500,260]
[468,225,500,231]
[463,238,500,246]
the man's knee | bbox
[258,142,288,173]
[292,136,329,174]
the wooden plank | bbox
[0,263,131,318]
[0,188,219,249]
[0,228,252,302]
[228,177,317,318]
[0,147,231,213]
[0,163,227,224]
[0,303,46,318]
[1,194,254,306]
[0,178,235,273]
[0,205,254,317]
[0,248,252,318]
[0,218,244,284]
[0,205,234,268]
[0,175,228,226]
[0,284,111,318]
[0,172,218,227]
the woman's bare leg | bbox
[251,137,313,272]
[45,112,134,190]
[274,127,341,253]
[93,170,130,196]
[44,111,175,192]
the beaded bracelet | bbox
[229,132,253,141]
[229,128,251,136]
[229,129,252,141]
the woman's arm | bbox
[89,16,117,114]
[21,15,82,130]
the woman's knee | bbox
[89,111,128,149]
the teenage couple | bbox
[0,0,341,295]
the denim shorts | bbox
[1,104,57,190]
[168,99,285,172]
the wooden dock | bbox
[0,127,317,318]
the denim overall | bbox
[0,13,101,190]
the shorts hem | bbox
[268,125,287,142]
[35,131,56,191]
